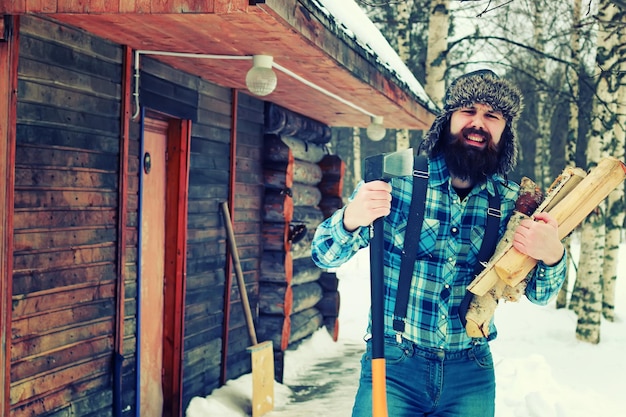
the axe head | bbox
[364,148,415,183]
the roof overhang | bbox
[1,0,437,130]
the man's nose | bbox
[471,113,486,129]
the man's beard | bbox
[440,128,501,183]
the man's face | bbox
[442,102,508,183]
[449,103,506,150]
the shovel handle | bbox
[221,202,258,345]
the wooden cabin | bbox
[0,1,436,416]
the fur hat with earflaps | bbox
[419,69,524,175]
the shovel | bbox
[363,148,415,417]
[220,202,274,417]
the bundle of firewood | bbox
[464,157,626,337]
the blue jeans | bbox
[352,336,495,417]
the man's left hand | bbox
[512,212,564,266]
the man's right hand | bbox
[342,180,392,232]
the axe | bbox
[363,148,415,417]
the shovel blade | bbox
[364,148,414,182]
[248,340,275,417]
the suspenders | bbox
[391,156,501,335]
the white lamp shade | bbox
[366,116,386,141]
[246,55,277,96]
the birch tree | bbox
[395,1,411,151]
[425,0,450,107]
[570,0,622,344]
[531,0,552,191]
[601,9,626,321]
[556,0,583,309]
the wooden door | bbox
[140,118,168,417]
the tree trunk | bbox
[532,1,552,191]
[602,101,626,320]
[572,0,621,343]
[572,209,605,344]
[557,0,582,310]
[424,0,449,107]
[601,10,626,321]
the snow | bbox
[187,238,626,417]
[311,0,439,113]
[186,2,626,415]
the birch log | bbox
[464,178,542,337]
[464,158,626,337]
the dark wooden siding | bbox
[226,92,264,379]
[12,14,268,417]
[181,75,232,405]
[12,15,125,417]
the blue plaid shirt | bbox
[311,155,566,351]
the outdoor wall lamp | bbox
[366,116,386,141]
[245,55,278,96]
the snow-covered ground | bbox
[187,238,626,417]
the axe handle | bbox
[370,217,388,417]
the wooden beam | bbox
[0,14,18,417]
[112,43,132,417]
[162,118,191,417]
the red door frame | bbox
[162,118,191,417]
[0,15,19,417]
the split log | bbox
[464,158,626,337]
[265,102,332,144]
[464,177,544,337]
[467,166,586,297]
[469,157,625,296]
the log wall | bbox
[258,104,343,381]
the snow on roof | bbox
[314,0,440,114]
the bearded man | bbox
[311,69,567,417]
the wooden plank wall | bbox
[11,15,125,417]
[224,92,265,378]
[10,14,267,417]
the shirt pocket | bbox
[419,219,440,256]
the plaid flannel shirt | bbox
[311,155,567,351]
